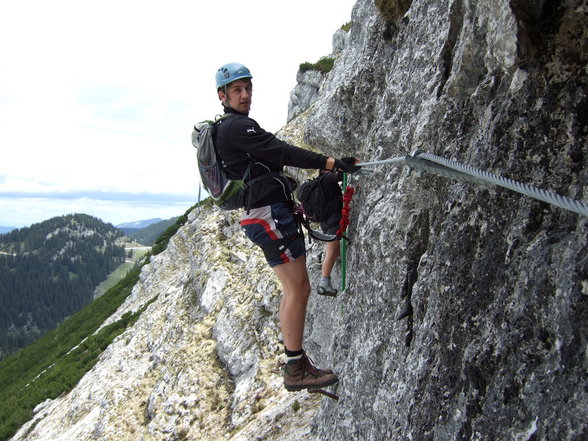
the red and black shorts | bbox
[240,202,305,267]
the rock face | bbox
[304,0,588,440]
[11,0,587,440]
[287,29,349,122]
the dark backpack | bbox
[296,174,341,222]
[191,114,249,210]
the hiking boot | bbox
[283,353,339,391]
[317,281,338,297]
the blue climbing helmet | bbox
[215,62,253,90]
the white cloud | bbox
[0,0,356,226]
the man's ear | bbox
[218,89,226,102]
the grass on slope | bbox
[0,268,145,440]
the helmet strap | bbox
[219,85,229,107]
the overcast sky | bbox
[0,0,356,228]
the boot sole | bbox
[317,287,338,297]
[284,376,339,392]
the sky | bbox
[0,0,357,228]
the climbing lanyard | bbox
[357,150,588,217]
[337,172,357,295]
[340,172,348,293]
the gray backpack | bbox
[191,114,249,210]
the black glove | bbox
[334,156,361,173]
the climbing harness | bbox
[357,150,588,217]
[293,206,340,242]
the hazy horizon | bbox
[0,191,197,228]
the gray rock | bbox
[303,0,588,440]
[287,21,350,122]
[287,69,327,122]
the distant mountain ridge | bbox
[114,217,178,245]
[116,218,162,229]
[0,227,17,235]
[126,217,179,246]
[0,214,126,359]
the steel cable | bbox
[356,152,588,217]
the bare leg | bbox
[321,240,340,278]
[272,256,311,351]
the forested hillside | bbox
[0,214,126,359]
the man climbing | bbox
[212,62,360,392]
[315,170,344,297]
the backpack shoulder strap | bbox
[217,113,234,121]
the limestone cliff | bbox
[12,0,587,440]
[287,28,348,122]
[304,0,587,440]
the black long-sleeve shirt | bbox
[215,107,328,208]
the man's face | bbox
[219,78,252,114]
